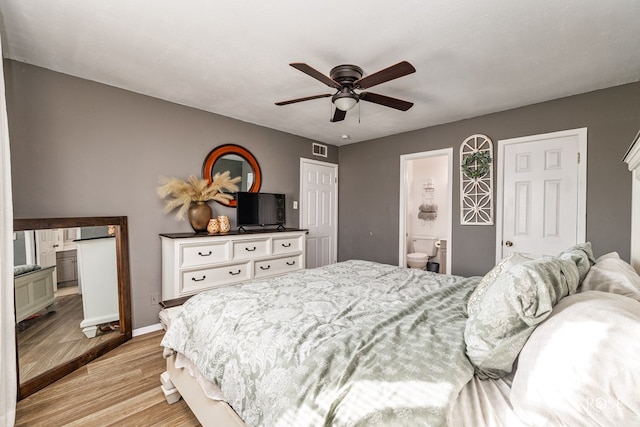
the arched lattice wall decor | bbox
[460,134,494,225]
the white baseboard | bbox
[132,322,163,337]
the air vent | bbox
[312,142,328,158]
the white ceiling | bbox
[0,1,639,146]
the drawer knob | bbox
[245,246,257,252]
[191,276,206,282]
[260,265,271,270]
[286,261,296,266]
[281,243,292,248]
[198,251,213,256]
[229,270,241,276]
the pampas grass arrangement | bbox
[157,172,241,220]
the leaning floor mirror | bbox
[13,216,132,399]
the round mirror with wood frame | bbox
[202,144,262,207]
[13,216,132,400]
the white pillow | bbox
[510,291,640,426]
[580,252,640,301]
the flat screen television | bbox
[236,192,286,230]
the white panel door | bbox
[35,229,59,290]
[497,128,587,260]
[300,159,338,268]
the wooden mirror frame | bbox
[202,144,262,207]
[13,216,132,400]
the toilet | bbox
[407,236,439,269]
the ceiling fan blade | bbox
[359,92,414,111]
[354,61,416,89]
[331,108,346,122]
[290,63,341,88]
[275,93,332,106]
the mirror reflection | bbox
[202,144,262,207]
[14,225,121,385]
[211,153,254,191]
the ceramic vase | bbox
[187,201,212,232]
[217,215,230,233]
[207,218,220,234]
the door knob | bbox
[505,241,513,247]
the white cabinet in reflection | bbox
[75,236,119,338]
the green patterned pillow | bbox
[465,243,594,379]
[467,252,532,315]
[557,242,596,282]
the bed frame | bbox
[624,131,639,271]
[165,353,245,427]
[14,266,56,323]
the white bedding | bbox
[447,374,525,427]
[510,291,640,426]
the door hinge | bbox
[577,152,580,164]
[334,177,337,183]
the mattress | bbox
[162,249,640,427]
[163,260,480,426]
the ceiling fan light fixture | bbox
[333,89,358,111]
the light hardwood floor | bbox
[15,330,201,426]
[18,293,118,383]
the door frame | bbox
[299,157,339,265]
[399,148,453,273]
[495,127,588,263]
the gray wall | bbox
[339,82,640,277]
[5,60,338,329]
[7,58,639,328]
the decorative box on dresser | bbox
[160,229,307,302]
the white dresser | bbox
[160,229,307,301]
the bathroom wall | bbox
[407,155,449,250]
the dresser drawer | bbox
[254,254,303,279]
[181,262,251,295]
[272,235,303,255]
[181,241,230,268]
[232,238,269,260]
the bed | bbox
[160,242,640,426]
[14,265,56,323]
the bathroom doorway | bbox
[399,148,453,274]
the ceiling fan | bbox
[275,61,416,122]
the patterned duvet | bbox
[161,260,480,426]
